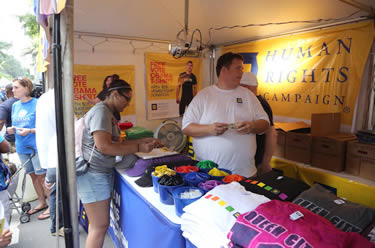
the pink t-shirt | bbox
[228,200,374,248]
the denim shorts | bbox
[77,169,114,204]
[18,153,46,176]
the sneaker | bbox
[51,227,64,237]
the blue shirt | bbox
[12,98,38,154]
[0,97,19,142]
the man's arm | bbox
[258,126,277,174]
[183,123,229,137]
[176,76,184,104]
[193,85,197,96]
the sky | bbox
[0,0,34,69]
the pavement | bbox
[5,153,114,247]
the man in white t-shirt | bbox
[182,52,270,177]
[35,90,63,236]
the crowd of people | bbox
[0,52,277,247]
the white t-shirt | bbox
[182,85,269,177]
[35,90,58,169]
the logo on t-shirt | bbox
[18,109,28,118]
[236,98,243,103]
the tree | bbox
[18,13,39,74]
[0,41,28,80]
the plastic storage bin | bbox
[183,172,211,187]
[151,174,160,193]
[172,186,205,217]
[159,182,184,205]
[209,168,232,181]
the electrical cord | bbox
[206,10,362,46]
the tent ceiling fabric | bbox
[74,0,374,46]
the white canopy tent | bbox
[42,0,375,247]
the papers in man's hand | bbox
[135,148,178,160]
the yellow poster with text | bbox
[222,21,374,125]
[145,52,202,119]
[73,65,135,118]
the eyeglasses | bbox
[119,92,131,102]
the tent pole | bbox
[368,47,375,130]
[59,0,80,246]
[52,13,74,247]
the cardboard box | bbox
[285,132,312,164]
[311,134,356,172]
[346,141,375,181]
[311,112,341,136]
[274,130,286,158]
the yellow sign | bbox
[144,52,202,119]
[222,21,375,125]
[145,52,202,101]
[73,65,135,118]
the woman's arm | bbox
[0,138,10,153]
[93,131,158,156]
[84,95,101,105]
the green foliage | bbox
[0,13,37,82]
[17,13,39,76]
[0,41,30,80]
[18,14,39,39]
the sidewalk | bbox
[6,153,114,247]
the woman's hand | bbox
[0,228,12,247]
[16,128,31,136]
[6,127,15,135]
[138,138,163,153]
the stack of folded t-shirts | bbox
[239,170,310,202]
[293,183,375,234]
[227,200,374,248]
[180,182,270,248]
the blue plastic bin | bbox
[172,186,205,217]
[151,174,160,193]
[159,182,184,205]
[209,168,232,181]
[183,172,211,187]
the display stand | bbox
[271,157,375,209]
[107,169,188,248]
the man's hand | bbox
[235,121,254,134]
[210,122,229,136]
[257,162,272,176]
[176,97,180,104]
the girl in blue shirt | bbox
[8,78,50,220]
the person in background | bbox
[85,75,112,105]
[35,89,64,236]
[240,72,277,175]
[0,133,11,224]
[7,78,50,220]
[182,52,270,177]
[77,79,161,248]
[85,74,121,120]
[0,84,18,152]
[176,61,197,116]
[0,88,6,103]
